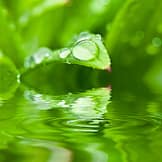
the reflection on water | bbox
[1,79,162,162]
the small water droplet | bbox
[95,34,102,40]
[72,41,98,61]
[59,48,71,59]
[25,47,52,68]
[75,32,92,43]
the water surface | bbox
[1,71,162,162]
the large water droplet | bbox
[72,41,98,61]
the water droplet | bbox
[95,34,102,40]
[25,48,52,68]
[59,48,71,59]
[72,41,98,61]
[75,32,92,43]
[152,37,162,47]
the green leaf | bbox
[2,0,68,56]
[0,53,19,100]
[3,0,68,23]
[17,0,68,54]
[18,9,64,55]
[24,32,111,71]
[0,4,25,67]
[19,0,68,23]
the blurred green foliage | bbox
[0,0,162,161]
[0,54,19,99]
[0,0,161,93]
[105,0,162,92]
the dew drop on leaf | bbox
[72,41,98,61]
[59,48,71,59]
[25,47,52,68]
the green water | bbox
[0,65,162,162]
